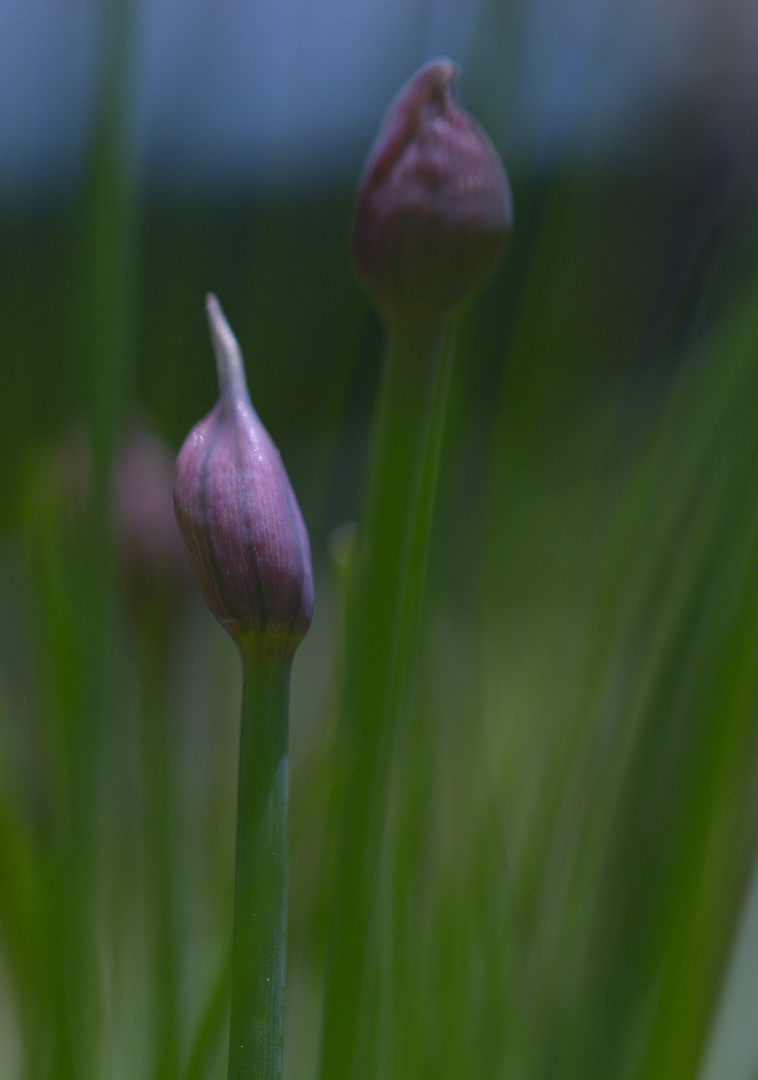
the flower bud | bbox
[352,58,512,321]
[174,295,313,656]
[113,423,193,613]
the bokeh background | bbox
[3,0,758,1078]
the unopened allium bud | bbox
[114,424,192,609]
[174,295,313,655]
[353,58,512,320]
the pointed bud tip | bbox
[205,292,248,405]
[353,57,512,320]
[174,298,314,658]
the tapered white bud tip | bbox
[206,293,248,403]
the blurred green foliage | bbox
[2,29,758,1080]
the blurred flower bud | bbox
[174,295,313,657]
[113,423,193,613]
[352,58,512,321]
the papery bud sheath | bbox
[174,295,313,657]
[352,57,512,320]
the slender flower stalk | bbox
[320,58,511,1080]
[229,657,291,1080]
[174,296,313,1080]
[113,425,193,1080]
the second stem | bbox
[321,314,455,1080]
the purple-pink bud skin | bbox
[114,424,193,595]
[353,58,512,321]
[174,295,313,658]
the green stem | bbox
[227,653,292,1080]
[319,314,456,1080]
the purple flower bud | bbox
[113,424,193,605]
[174,295,313,656]
[353,58,512,321]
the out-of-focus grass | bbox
[1,58,758,1080]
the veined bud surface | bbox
[174,295,313,657]
[352,57,512,321]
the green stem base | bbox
[227,654,292,1080]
